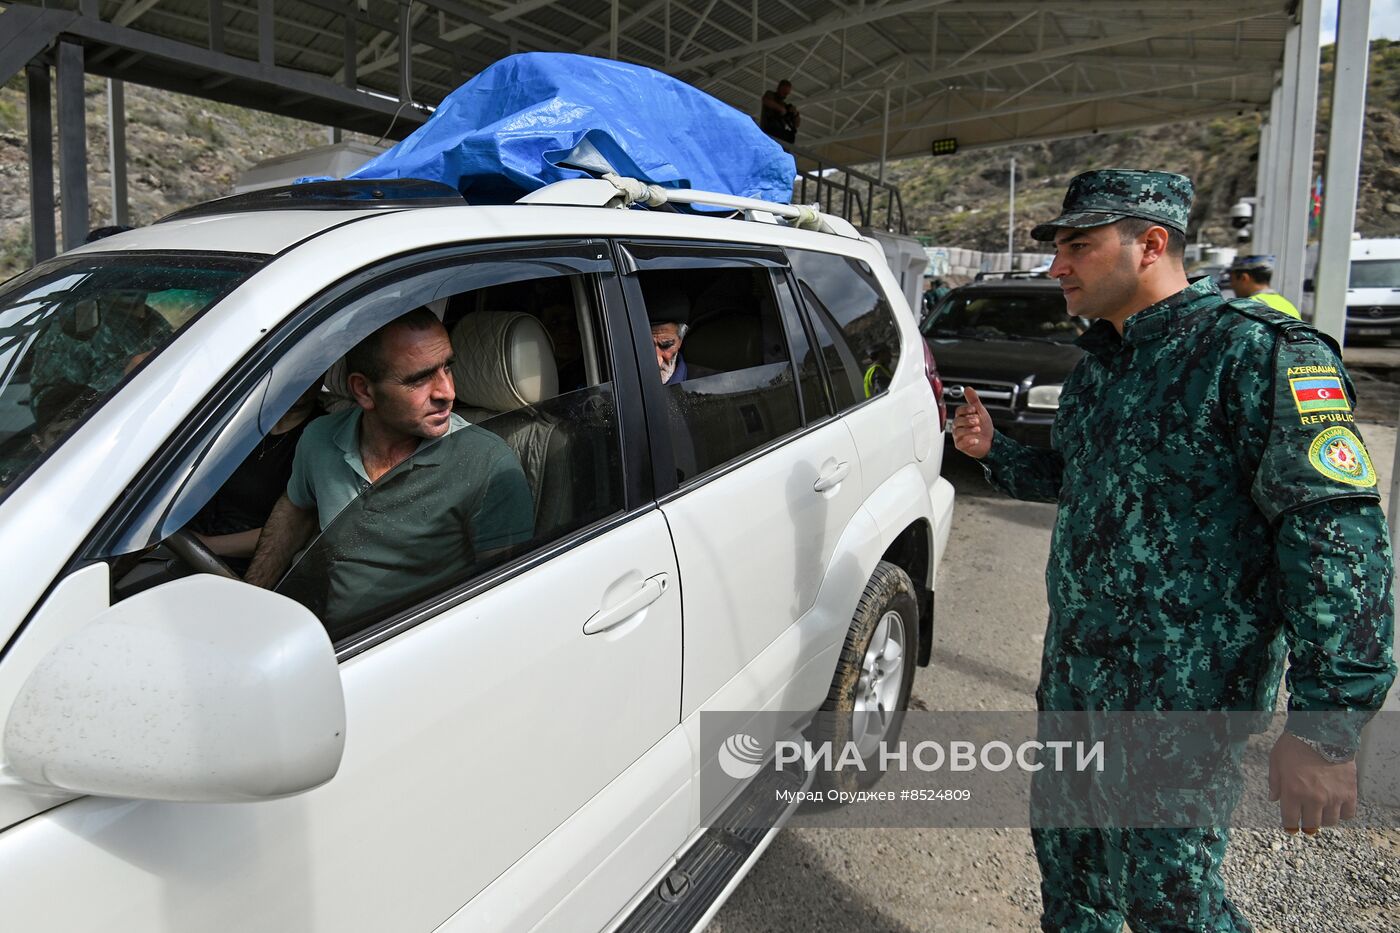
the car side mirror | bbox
[3,575,345,802]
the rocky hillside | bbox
[1,41,1396,278]
[887,39,1400,252]
[0,74,365,279]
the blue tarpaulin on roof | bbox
[347,52,796,205]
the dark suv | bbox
[920,273,1083,448]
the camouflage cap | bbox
[1230,254,1276,272]
[1030,169,1193,241]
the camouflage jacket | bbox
[983,278,1396,740]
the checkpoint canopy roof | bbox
[1,0,1293,166]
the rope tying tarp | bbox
[602,173,669,208]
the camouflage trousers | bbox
[1027,710,1253,931]
[1033,825,1252,932]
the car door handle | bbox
[583,574,669,635]
[813,460,851,492]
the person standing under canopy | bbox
[952,168,1394,932]
[1229,254,1301,319]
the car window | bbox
[275,274,624,643]
[1351,259,1400,289]
[787,248,901,409]
[922,290,1079,343]
[0,253,263,500]
[109,255,625,648]
[635,265,802,484]
[276,379,622,643]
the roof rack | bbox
[517,177,860,238]
[156,179,466,223]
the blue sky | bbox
[1321,0,1400,42]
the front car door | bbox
[0,239,686,932]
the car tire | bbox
[814,560,919,793]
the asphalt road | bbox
[710,406,1400,932]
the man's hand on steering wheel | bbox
[167,529,240,580]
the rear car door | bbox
[786,246,911,497]
[615,240,864,720]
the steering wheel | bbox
[166,530,240,581]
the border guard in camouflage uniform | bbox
[951,169,1396,931]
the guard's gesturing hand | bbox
[951,387,995,460]
[1269,732,1357,835]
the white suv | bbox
[0,178,954,933]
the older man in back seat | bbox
[644,288,692,385]
[245,308,533,615]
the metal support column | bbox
[1253,116,1271,253]
[106,78,129,227]
[1280,0,1323,306]
[1008,156,1016,272]
[258,0,274,67]
[25,64,56,265]
[56,40,89,252]
[1265,83,1282,249]
[1271,30,1298,273]
[343,8,357,89]
[1313,0,1371,346]
[878,88,890,183]
[210,0,225,54]
[610,0,619,60]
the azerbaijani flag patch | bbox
[1289,375,1351,414]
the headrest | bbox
[320,358,357,413]
[682,313,763,371]
[450,311,558,412]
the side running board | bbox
[612,759,811,933]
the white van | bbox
[0,178,954,932]
[1344,238,1400,341]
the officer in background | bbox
[759,79,800,143]
[1229,254,1301,319]
[922,277,950,317]
[863,346,892,398]
[952,169,1395,931]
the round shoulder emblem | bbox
[1307,426,1376,487]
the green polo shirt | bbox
[279,409,535,637]
[286,407,468,529]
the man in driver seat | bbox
[245,308,533,629]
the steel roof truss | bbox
[813,69,1265,146]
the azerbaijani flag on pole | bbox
[1290,375,1350,413]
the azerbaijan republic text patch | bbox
[1290,375,1351,415]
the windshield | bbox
[922,290,1080,342]
[0,253,264,498]
[1351,259,1400,289]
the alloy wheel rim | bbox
[852,609,906,758]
